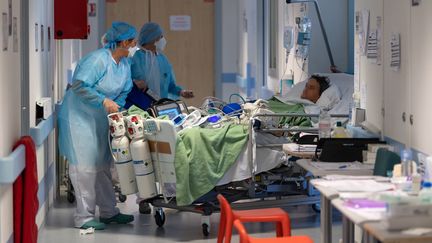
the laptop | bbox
[316,138,384,162]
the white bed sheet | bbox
[276,73,354,115]
[216,133,286,186]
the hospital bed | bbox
[144,73,353,235]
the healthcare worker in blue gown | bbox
[58,22,137,230]
[126,22,194,214]
[125,22,194,110]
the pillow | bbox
[315,84,342,111]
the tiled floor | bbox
[38,195,342,243]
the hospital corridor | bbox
[1,0,432,243]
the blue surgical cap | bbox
[138,22,164,46]
[104,21,137,49]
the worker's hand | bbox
[103,98,120,114]
[133,79,147,92]
[180,90,194,98]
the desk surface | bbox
[296,159,374,177]
[363,222,432,243]
[310,179,339,199]
[331,198,384,225]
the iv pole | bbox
[286,0,340,73]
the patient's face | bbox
[301,78,321,103]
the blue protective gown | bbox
[131,49,182,100]
[58,48,133,168]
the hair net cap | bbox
[138,22,164,46]
[104,21,137,49]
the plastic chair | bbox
[217,194,291,243]
[373,148,401,177]
[234,220,313,243]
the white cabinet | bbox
[410,1,432,155]
[382,0,410,144]
[358,0,432,155]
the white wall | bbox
[0,0,21,241]
[218,0,350,101]
[309,0,348,74]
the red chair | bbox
[217,194,291,243]
[234,220,314,243]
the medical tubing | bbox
[229,93,246,104]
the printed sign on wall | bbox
[169,15,191,31]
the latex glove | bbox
[103,98,120,114]
[180,90,194,98]
[133,79,147,92]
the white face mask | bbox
[128,46,139,57]
[155,37,167,52]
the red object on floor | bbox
[217,194,291,243]
[13,136,39,243]
[234,220,314,243]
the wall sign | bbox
[169,15,191,31]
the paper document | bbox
[313,179,394,192]
[323,174,389,181]
[283,143,316,152]
[310,162,374,171]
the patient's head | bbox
[301,75,330,103]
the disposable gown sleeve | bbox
[114,76,133,108]
[71,80,105,108]
[71,51,108,107]
[131,53,146,81]
[167,64,183,97]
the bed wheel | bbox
[312,203,321,213]
[118,193,127,203]
[202,223,210,236]
[154,208,166,227]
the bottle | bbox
[297,17,312,59]
[401,149,413,178]
[350,92,360,126]
[332,121,349,138]
[419,182,432,204]
[411,173,422,195]
[318,109,331,139]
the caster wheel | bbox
[154,208,166,227]
[312,203,321,213]
[67,192,75,203]
[118,194,127,203]
[202,223,210,236]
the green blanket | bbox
[174,124,248,206]
[267,97,312,127]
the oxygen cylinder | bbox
[130,138,157,199]
[111,136,138,195]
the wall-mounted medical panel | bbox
[54,0,88,39]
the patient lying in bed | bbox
[300,74,330,103]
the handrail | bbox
[29,109,56,146]
[0,145,26,184]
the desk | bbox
[298,159,373,243]
[362,222,432,243]
[296,159,374,177]
[332,198,384,243]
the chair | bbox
[373,148,401,177]
[234,220,314,243]
[217,194,291,243]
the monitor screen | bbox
[157,107,180,119]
